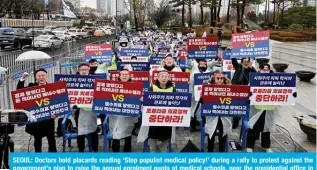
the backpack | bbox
[56,117,75,137]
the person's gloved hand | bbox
[293,92,297,98]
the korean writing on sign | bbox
[120,57,148,62]
[117,62,150,71]
[54,74,107,107]
[110,71,150,92]
[158,48,170,55]
[187,37,219,59]
[142,92,192,127]
[201,84,250,117]
[249,73,296,105]
[84,44,112,52]
[84,44,113,64]
[92,80,143,117]
[193,72,231,101]
[11,81,70,125]
[152,71,190,93]
[231,31,270,58]
[120,48,149,57]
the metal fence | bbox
[0,38,113,109]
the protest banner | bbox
[201,84,250,117]
[117,62,150,71]
[187,37,218,59]
[11,81,70,124]
[109,71,150,91]
[54,74,107,107]
[152,71,190,93]
[120,48,149,62]
[222,50,254,71]
[92,80,143,117]
[193,72,231,101]
[142,92,192,127]
[179,50,187,68]
[231,31,270,59]
[249,73,296,105]
[158,48,170,55]
[84,44,113,63]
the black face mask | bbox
[164,65,175,71]
[199,66,207,72]
[89,66,98,73]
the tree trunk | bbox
[267,0,270,23]
[237,1,240,26]
[133,0,138,29]
[264,0,267,23]
[189,0,193,28]
[273,0,276,25]
[217,0,222,22]
[241,0,245,28]
[210,7,213,26]
[281,0,285,20]
[200,4,204,25]
[182,1,185,27]
[226,0,231,23]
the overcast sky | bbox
[82,0,96,8]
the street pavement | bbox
[9,40,317,153]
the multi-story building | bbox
[67,0,81,12]
[97,0,107,12]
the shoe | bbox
[262,148,273,152]
[246,148,253,153]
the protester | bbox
[110,65,138,152]
[17,69,57,152]
[157,54,182,72]
[88,59,105,74]
[138,71,176,152]
[246,64,297,153]
[72,63,99,152]
[203,70,232,152]
[231,57,257,129]
[131,56,138,61]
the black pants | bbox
[232,117,241,128]
[203,117,227,152]
[77,129,99,152]
[34,133,57,152]
[112,136,132,152]
[75,112,99,152]
[246,111,271,149]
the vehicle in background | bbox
[77,29,90,39]
[68,28,81,40]
[55,32,72,41]
[0,27,32,49]
[33,35,63,50]
[94,29,105,37]
[52,27,68,34]
[82,26,95,37]
[42,26,57,33]
[103,28,112,35]
[26,28,44,37]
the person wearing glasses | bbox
[203,70,232,152]
[72,63,99,152]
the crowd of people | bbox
[15,31,294,153]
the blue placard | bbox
[194,72,231,85]
[120,48,149,57]
[117,62,150,71]
[54,74,107,89]
[13,62,57,80]
[143,92,191,107]
[175,83,189,93]
[150,56,177,65]
[250,73,296,87]
[84,51,112,63]
[223,50,231,60]
[9,153,317,169]
[188,46,218,59]
[40,61,57,69]
[60,63,80,68]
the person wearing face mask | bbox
[137,71,176,152]
[246,64,297,153]
[202,70,232,152]
[17,69,57,152]
[231,57,257,129]
[110,65,138,152]
[72,64,99,152]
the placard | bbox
[142,92,192,127]
[120,48,149,62]
[11,81,70,125]
[231,31,270,58]
[109,71,150,91]
[84,44,113,63]
[201,84,250,117]
[117,62,150,71]
[92,80,143,117]
[249,73,296,105]
[54,74,107,107]
[187,37,218,59]
[152,71,190,93]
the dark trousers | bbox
[203,117,227,152]
[112,136,132,152]
[77,129,99,152]
[246,111,271,149]
[75,113,99,152]
[34,133,57,152]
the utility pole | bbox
[115,0,118,36]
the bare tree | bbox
[149,0,175,28]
